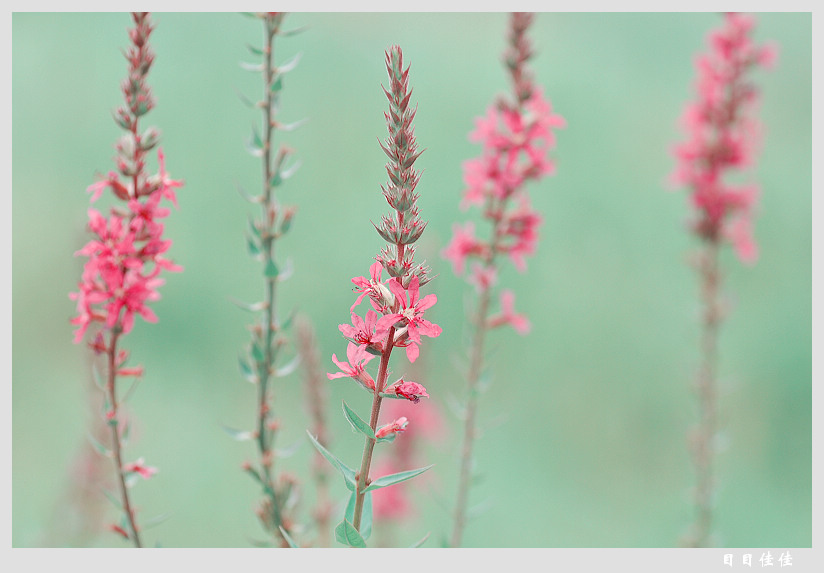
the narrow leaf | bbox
[229,297,267,313]
[342,401,375,440]
[274,440,301,459]
[87,433,111,457]
[239,60,264,72]
[246,43,264,56]
[335,519,366,548]
[236,183,262,204]
[409,532,430,548]
[276,258,294,283]
[270,75,283,93]
[279,159,302,181]
[221,425,255,442]
[278,25,308,37]
[306,431,357,491]
[362,464,434,493]
[102,489,123,510]
[279,526,299,548]
[361,491,373,541]
[234,87,257,109]
[247,235,261,256]
[251,341,265,363]
[142,513,171,530]
[264,258,279,279]
[278,118,308,132]
[275,354,301,378]
[238,357,256,383]
[277,52,302,74]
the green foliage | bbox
[362,464,434,494]
[306,431,357,492]
[342,400,375,440]
[335,519,366,548]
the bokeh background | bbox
[12,12,811,548]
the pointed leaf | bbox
[234,87,257,109]
[278,118,308,132]
[276,258,294,283]
[236,183,262,204]
[342,401,375,440]
[277,52,302,74]
[409,532,430,548]
[238,356,257,383]
[278,25,308,37]
[247,235,261,256]
[362,464,434,494]
[274,440,301,459]
[239,60,264,72]
[102,488,123,510]
[270,75,283,93]
[306,431,357,491]
[279,159,302,181]
[246,43,264,56]
[251,341,265,363]
[87,433,111,457]
[279,526,299,548]
[361,491,373,540]
[335,519,366,548]
[264,258,279,279]
[275,354,300,378]
[221,425,255,442]
[229,297,267,313]
[142,513,171,530]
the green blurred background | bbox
[12,12,811,548]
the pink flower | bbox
[375,416,409,439]
[154,148,182,208]
[500,197,542,272]
[468,262,497,292]
[441,222,487,275]
[123,457,157,480]
[384,378,429,404]
[339,309,383,351]
[350,261,391,312]
[488,290,530,335]
[375,276,441,363]
[327,342,377,391]
[725,215,758,264]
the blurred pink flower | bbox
[488,290,530,335]
[124,458,157,480]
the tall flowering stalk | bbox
[69,12,182,548]
[671,12,776,547]
[308,45,440,548]
[232,12,304,547]
[442,12,564,548]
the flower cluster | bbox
[671,12,776,263]
[328,46,441,396]
[442,12,563,334]
[316,46,439,544]
[70,12,182,345]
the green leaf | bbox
[87,433,111,457]
[343,490,373,542]
[275,354,300,378]
[251,341,265,363]
[102,489,123,510]
[409,532,430,548]
[277,53,302,74]
[264,258,279,279]
[221,425,255,442]
[229,297,267,313]
[247,235,261,256]
[362,464,434,494]
[306,431,357,491]
[238,357,257,383]
[278,25,308,37]
[235,183,262,204]
[270,75,283,94]
[279,118,308,132]
[335,519,366,548]
[239,60,264,72]
[342,401,376,440]
[234,87,256,109]
[246,43,264,56]
[245,126,264,157]
[142,513,171,530]
[279,526,299,548]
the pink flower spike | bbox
[375,416,409,439]
[123,457,157,480]
[441,222,485,275]
[327,342,377,391]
